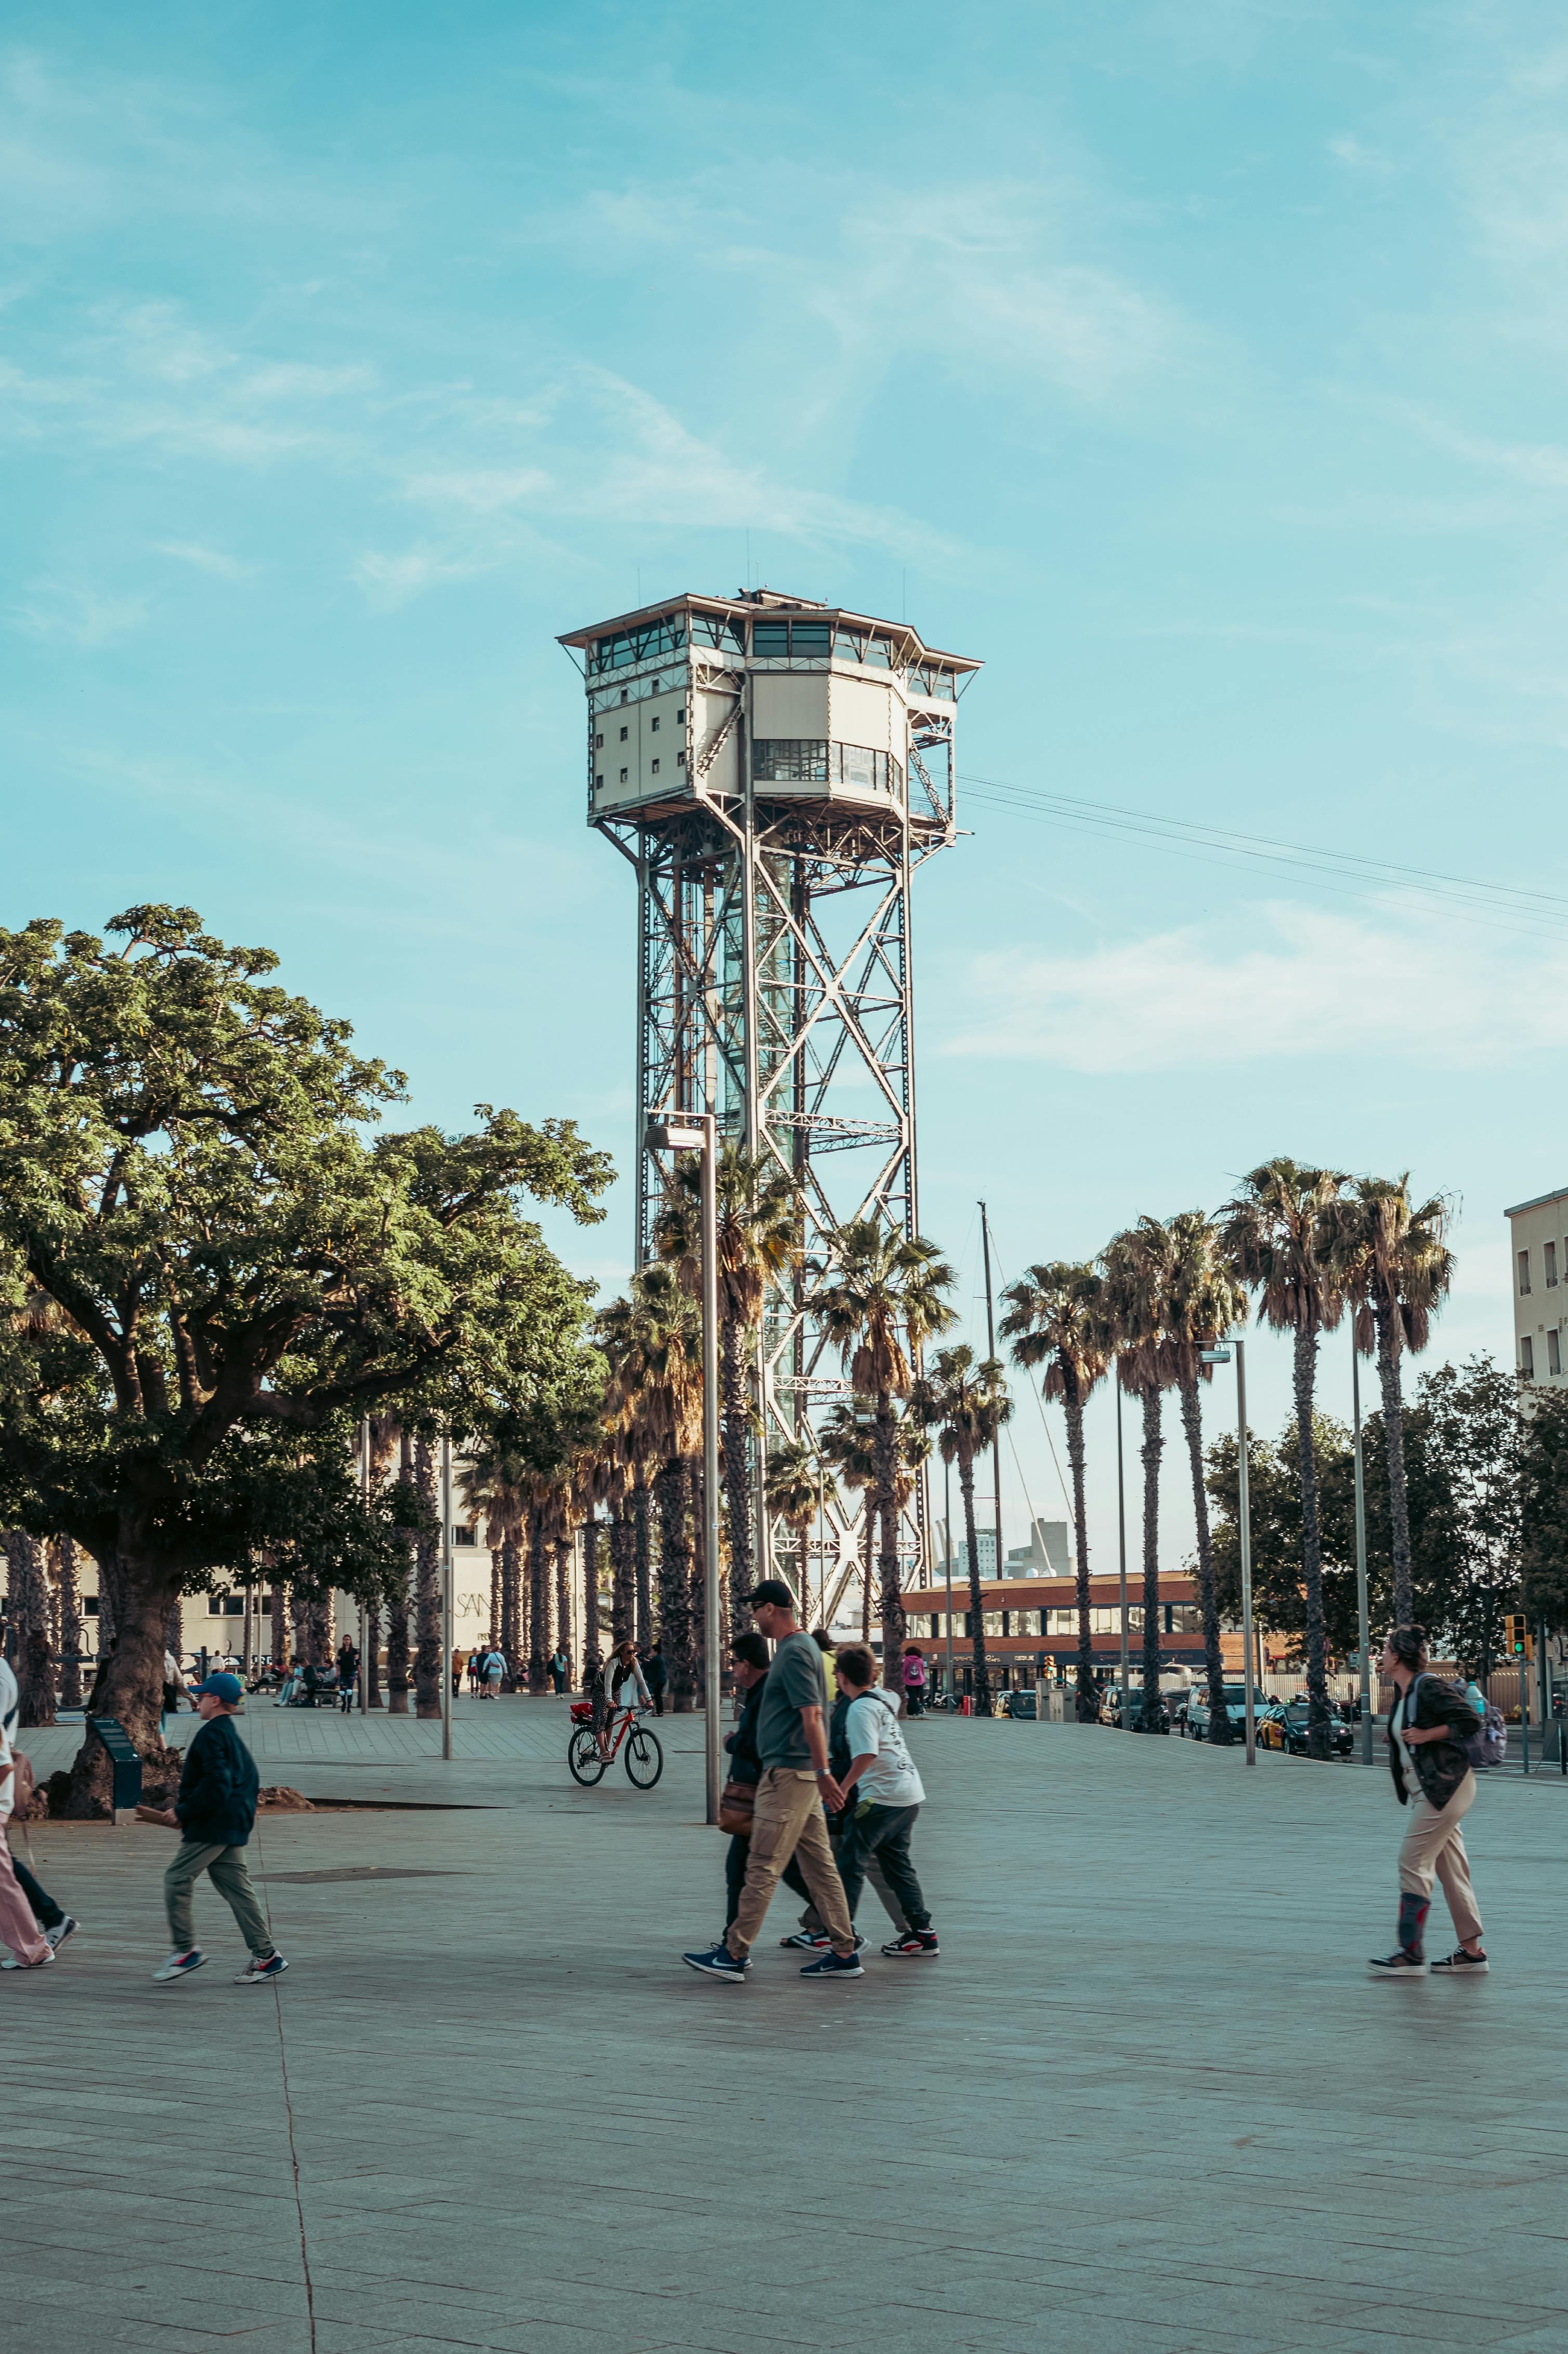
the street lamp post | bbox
[1115,1381,1130,1724]
[1202,1337,1256,1767]
[1351,1338,1374,1767]
[647,1113,721,1824]
[440,1431,454,1762]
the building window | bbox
[677,704,685,722]
[677,750,687,766]
[1522,1334,1535,1377]
[83,1594,99,1616]
[752,620,790,656]
[453,1525,477,1546]
[1519,1249,1532,1296]
[1551,1331,1562,1376]
[650,757,660,773]
[594,773,603,788]
[620,688,629,702]
[619,768,629,783]
[1547,1242,1558,1288]
[650,715,660,732]
[753,738,828,783]
[619,725,629,741]
[594,731,604,748]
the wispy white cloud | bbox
[944,900,1567,1075]
[10,582,148,645]
[154,540,255,580]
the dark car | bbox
[1257,1698,1354,1757]
[1100,1686,1170,1733]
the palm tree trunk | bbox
[1292,1321,1333,1757]
[582,1518,603,1682]
[1178,1377,1229,1742]
[1375,1299,1415,1627]
[386,1433,413,1712]
[655,1459,696,1710]
[610,1509,635,1645]
[55,1534,83,1710]
[1139,1384,1163,1733]
[860,1502,873,1639]
[500,1529,520,1676]
[555,1539,573,1684]
[957,1449,991,1716]
[6,1531,56,1728]
[365,1602,383,1707]
[1064,1384,1096,1720]
[413,1435,442,1719]
[527,1505,548,1693]
[633,1477,653,1650]
[721,1310,753,1615]
[268,1580,286,1673]
[871,1408,906,1701]
[488,1544,501,1648]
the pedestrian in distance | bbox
[548,1646,569,1696]
[830,1646,938,1956]
[468,1649,484,1694]
[1370,1625,1487,1979]
[644,1641,668,1716]
[139,1672,289,1985]
[0,1646,55,1970]
[901,1644,928,1717]
[683,1579,861,1982]
[481,1645,505,1698]
[336,1636,359,1714]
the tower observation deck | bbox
[558,587,981,1612]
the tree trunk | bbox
[1139,1384,1163,1733]
[1178,1378,1230,1743]
[365,1602,383,1707]
[56,1548,191,1816]
[413,1435,442,1719]
[872,1408,905,1702]
[633,1478,653,1651]
[721,1310,753,1619]
[6,1532,56,1728]
[55,1535,83,1711]
[958,1449,991,1716]
[500,1528,520,1678]
[95,1546,121,1651]
[1293,1321,1333,1757]
[1375,1299,1415,1627]
[488,1543,501,1647]
[1064,1386,1097,1721]
[308,1586,332,1668]
[269,1581,287,1671]
[656,1458,697,1710]
[860,1500,873,1640]
[555,1538,573,1685]
[386,1434,414,1713]
[583,1518,603,1684]
[527,1505,548,1694]
[610,1508,635,1646]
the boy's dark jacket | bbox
[176,1712,260,1847]
[1387,1676,1481,1814]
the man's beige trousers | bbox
[727,1767,854,1959]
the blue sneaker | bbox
[682,1942,749,1980]
[152,1948,206,1982]
[799,1947,864,1979]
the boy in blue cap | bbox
[138,1672,288,1984]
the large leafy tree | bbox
[0,907,609,1807]
[653,1143,799,1608]
[1519,1383,1568,1639]
[1000,1261,1108,1722]
[818,1221,957,1698]
[1220,1160,1347,1759]
[910,1345,1013,1718]
[1328,1176,1454,1627]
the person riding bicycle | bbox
[593,1640,652,1759]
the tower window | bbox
[650,758,660,774]
[619,726,629,741]
[1519,1249,1532,1296]
[594,773,604,787]
[1547,1241,1558,1287]
[650,715,660,732]
[678,750,687,765]
[594,731,604,748]
[620,768,629,783]
[620,689,629,702]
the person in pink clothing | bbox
[901,1644,929,1717]
[0,1712,54,1970]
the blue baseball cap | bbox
[193,1671,244,1705]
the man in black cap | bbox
[683,1580,861,1982]
[139,1672,289,1986]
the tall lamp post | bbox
[1115,1382,1130,1723]
[647,1113,721,1825]
[1201,1336,1257,1767]
[440,1431,454,1762]
[1351,1337,1374,1767]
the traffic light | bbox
[1505,1613,1533,1662]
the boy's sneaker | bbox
[153,1949,206,1982]
[682,1942,749,1981]
[782,1929,867,1952]
[44,1916,80,1951]
[1367,1949,1427,1976]
[235,1954,289,1984]
[1431,1947,1488,1974]
[881,1930,939,1957]
[799,1947,864,1979]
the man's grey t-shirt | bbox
[756,1630,829,1770]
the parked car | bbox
[1184,1684,1268,1741]
[1100,1686,1170,1733]
[1257,1698,1355,1756]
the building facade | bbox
[1506,1183,1568,1386]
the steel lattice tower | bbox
[559,589,979,1620]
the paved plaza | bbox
[9,1704,1568,2354]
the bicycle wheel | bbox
[568,1727,608,1786]
[624,1725,664,1789]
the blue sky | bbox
[5,1,1564,1567]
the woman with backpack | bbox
[1371,1624,1487,1978]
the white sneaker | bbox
[153,1948,206,1982]
[45,1916,80,1951]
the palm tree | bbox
[1161,1211,1249,1744]
[460,1442,529,1686]
[1102,1219,1180,1735]
[1221,1160,1348,1757]
[819,1402,879,1638]
[5,1529,56,1729]
[818,1221,958,1698]
[999,1262,1109,1722]
[53,1534,84,1710]
[764,1437,822,1620]
[600,1266,704,1709]
[654,1143,800,1611]
[1329,1176,1453,1629]
[911,1346,1014,1717]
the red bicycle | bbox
[568,1701,664,1789]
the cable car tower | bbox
[559,589,980,1619]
